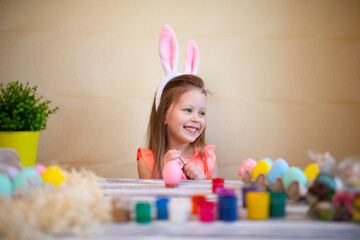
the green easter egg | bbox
[0,173,13,196]
[283,166,307,188]
[13,167,43,194]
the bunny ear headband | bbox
[155,25,200,111]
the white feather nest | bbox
[0,168,112,240]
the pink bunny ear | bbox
[184,41,200,74]
[159,25,179,76]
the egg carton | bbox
[242,170,308,201]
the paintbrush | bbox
[180,156,186,165]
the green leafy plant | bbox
[0,81,59,131]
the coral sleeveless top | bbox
[137,145,216,180]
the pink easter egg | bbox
[239,158,257,178]
[162,161,181,188]
[35,164,47,175]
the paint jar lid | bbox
[156,198,169,220]
[212,178,224,185]
[242,185,260,192]
[212,178,225,193]
[135,202,151,223]
[216,187,236,196]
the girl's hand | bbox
[183,163,206,180]
[163,149,185,169]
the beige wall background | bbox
[0,0,359,179]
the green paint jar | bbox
[136,202,151,223]
[269,191,287,217]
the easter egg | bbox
[6,166,19,180]
[262,157,273,166]
[274,158,286,164]
[35,164,47,175]
[239,158,257,178]
[304,163,319,182]
[162,161,181,187]
[283,167,307,188]
[252,160,271,179]
[13,167,43,194]
[267,159,289,184]
[42,165,67,187]
[0,173,13,196]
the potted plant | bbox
[0,81,58,167]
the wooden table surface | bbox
[59,178,360,240]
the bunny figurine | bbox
[307,150,336,174]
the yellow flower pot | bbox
[0,131,40,167]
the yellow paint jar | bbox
[246,192,270,220]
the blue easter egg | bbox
[283,167,307,188]
[262,157,273,166]
[13,167,43,194]
[274,158,286,164]
[267,159,289,184]
[0,173,13,196]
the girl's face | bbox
[165,88,207,147]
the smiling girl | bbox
[136,26,217,180]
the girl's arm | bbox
[137,157,152,179]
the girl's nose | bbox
[191,115,199,122]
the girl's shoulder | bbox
[137,148,154,161]
[137,147,155,172]
[204,145,216,158]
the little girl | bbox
[137,25,217,180]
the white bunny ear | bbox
[156,25,180,111]
[156,26,201,111]
[184,41,200,74]
[159,25,179,77]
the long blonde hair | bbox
[147,74,207,178]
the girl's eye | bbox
[199,111,206,117]
[184,108,192,113]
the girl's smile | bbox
[165,88,207,149]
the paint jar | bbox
[269,191,287,217]
[212,178,224,193]
[156,198,169,220]
[192,195,206,215]
[242,185,260,208]
[169,198,190,223]
[218,195,238,222]
[198,200,216,222]
[135,202,151,223]
[246,192,270,220]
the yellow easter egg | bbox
[42,165,67,187]
[304,163,319,181]
[252,160,271,179]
